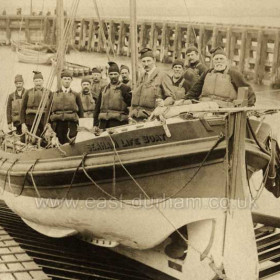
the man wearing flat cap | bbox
[48,70,84,144]
[7,74,26,135]
[184,45,207,85]
[120,65,131,88]
[94,62,131,129]
[20,71,51,137]
[91,67,108,102]
[130,48,173,121]
[80,77,95,118]
[185,47,256,107]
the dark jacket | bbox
[186,67,256,106]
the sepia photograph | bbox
[0,0,280,279]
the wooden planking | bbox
[2,15,280,84]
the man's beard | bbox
[83,88,90,93]
[110,78,118,84]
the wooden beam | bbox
[186,24,192,48]
[272,30,280,79]
[117,21,124,56]
[225,27,232,57]
[212,26,218,49]
[254,30,264,84]
[87,19,94,51]
[198,25,205,55]
[160,23,167,62]
[6,17,11,44]
[239,29,247,73]
[173,23,179,60]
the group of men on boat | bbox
[6,45,256,146]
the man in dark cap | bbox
[80,77,95,118]
[91,67,108,102]
[130,48,173,121]
[94,62,131,129]
[166,59,194,103]
[7,74,26,135]
[185,47,256,107]
[183,45,207,86]
[20,71,51,137]
[120,65,131,88]
[48,70,84,144]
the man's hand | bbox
[173,99,184,106]
[8,123,12,130]
[21,123,28,134]
[156,98,165,107]
[90,126,101,136]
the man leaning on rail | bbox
[185,47,256,107]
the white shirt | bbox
[62,86,70,93]
[17,90,23,97]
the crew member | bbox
[20,71,51,137]
[186,47,256,107]
[120,65,131,87]
[80,77,95,118]
[91,67,107,102]
[168,59,193,101]
[94,62,131,129]
[6,74,26,134]
[130,48,173,121]
[49,70,84,144]
[184,46,207,85]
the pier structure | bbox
[0,15,280,85]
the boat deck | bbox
[1,199,280,279]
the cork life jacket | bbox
[131,68,163,118]
[170,77,186,100]
[200,68,237,107]
[80,92,95,118]
[11,89,25,123]
[26,88,48,115]
[50,89,79,122]
[91,80,108,100]
[99,83,128,122]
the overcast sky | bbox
[1,0,280,25]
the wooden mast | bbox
[129,0,138,91]
[56,0,64,89]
